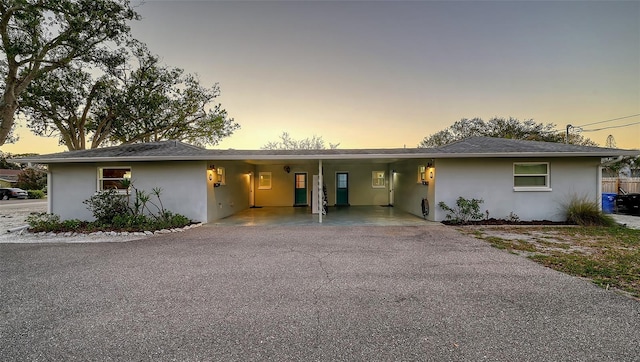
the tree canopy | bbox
[21,43,239,150]
[262,132,340,150]
[0,0,139,146]
[418,117,597,148]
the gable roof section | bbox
[12,137,639,163]
[435,137,636,156]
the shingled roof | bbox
[13,137,639,163]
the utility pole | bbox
[565,124,572,144]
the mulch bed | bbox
[442,218,574,226]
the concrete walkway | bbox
[611,213,640,230]
[1,225,638,361]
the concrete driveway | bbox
[1,224,638,361]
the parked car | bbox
[0,188,28,200]
[616,188,640,215]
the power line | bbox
[575,113,640,128]
[581,120,640,132]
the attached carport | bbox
[227,152,436,224]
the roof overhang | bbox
[14,149,639,164]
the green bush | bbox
[438,197,485,224]
[26,212,61,232]
[83,189,130,224]
[27,190,45,199]
[563,196,616,226]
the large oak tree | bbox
[0,0,138,146]
[22,44,239,150]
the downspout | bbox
[597,165,603,211]
[47,169,52,214]
[601,155,624,195]
[319,159,323,224]
[598,156,623,211]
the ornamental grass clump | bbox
[563,196,616,227]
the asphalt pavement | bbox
[1,224,638,361]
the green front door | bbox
[294,173,307,206]
[336,172,349,206]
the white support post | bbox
[319,159,323,223]
[597,165,603,211]
[47,171,52,214]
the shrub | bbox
[27,190,45,199]
[563,196,616,227]
[83,189,129,224]
[26,212,61,232]
[438,197,484,224]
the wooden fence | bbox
[602,177,640,194]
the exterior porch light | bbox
[207,164,220,186]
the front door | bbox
[336,172,349,206]
[294,173,307,206]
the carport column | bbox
[319,159,323,223]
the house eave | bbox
[15,149,639,164]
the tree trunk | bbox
[0,95,18,146]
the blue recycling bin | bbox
[601,193,617,214]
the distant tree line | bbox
[418,117,597,148]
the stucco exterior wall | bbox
[206,161,253,222]
[434,157,601,222]
[254,163,318,207]
[49,161,209,222]
[49,163,98,221]
[391,159,434,220]
[130,161,208,222]
[322,163,389,206]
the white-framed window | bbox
[258,172,272,190]
[217,167,226,185]
[513,162,551,191]
[418,165,426,183]
[372,171,385,188]
[97,167,131,192]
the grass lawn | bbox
[464,226,640,299]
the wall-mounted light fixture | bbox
[429,171,434,179]
[284,165,291,173]
[207,164,216,182]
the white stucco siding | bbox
[49,163,99,221]
[322,163,389,206]
[391,160,434,220]
[206,161,253,222]
[50,161,209,222]
[131,161,208,223]
[434,158,601,222]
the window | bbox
[372,171,385,188]
[513,163,551,191]
[98,167,131,191]
[258,172,272,190]
[418,165,426,183]
[217,167,226,185]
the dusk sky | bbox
[3,0,639,154]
